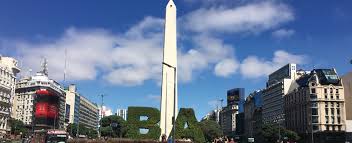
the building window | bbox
[336,89,339,94]
[337,109,340,115]
[337,103,340,107]
[310,94,317,100]
[312,108,318,115]
[330,88,333,94]
[337,117,341,124]
[325,108,329,115]
[331,109,334,115]
[326,116,329,123]
[313,125,319,131]
[311,88,316,94]
[336,96,339,99]
[312,116,319,123]
[325,88,328,94]
[311,102,318,108]
[331,116,335,124]
[325,102,329,108]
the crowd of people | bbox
[213,136,236,143]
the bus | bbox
[46,130,68,143]
[31,129,67,143]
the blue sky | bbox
[1,0,351,120]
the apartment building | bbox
[0,56,20,135]
[284,69,346,143]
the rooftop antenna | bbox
[63,48,67,83]
[41,57,48,76]
[28,69,32,77]
[98,94,108,138]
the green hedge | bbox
[172,108,205,143]
[126,106,161,140]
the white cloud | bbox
[12,17,165,86]
[183,1,294,33]
[178,34,236,81]
[9,17,238,86]
[3,1,299,86]
[240,50,306,78]
[272,29,295,39]
[214,58,239,77]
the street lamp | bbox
[162,62,176,143]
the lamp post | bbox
[162,62,176,143]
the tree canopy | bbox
[101,115,127,138]
[199,119,223,142]
[259,124,300,143]
[67,123,98,138]
[8,118,28,135]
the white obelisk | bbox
[160,0,177,139]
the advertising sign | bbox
[227,89,240,105]
[35,102,48,118]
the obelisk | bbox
[160,0,177,139]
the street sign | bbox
[248,138,254,143]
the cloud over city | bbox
[1,1,305,86]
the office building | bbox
[244,90,263,138]
[13,62,65,130]
[0,56,20,135]
[341,72,352,142]
[284,69,346,143]
[116,109,127,121]
[65,84,99,130]
[220,88,244,136]
[202,109,221,123]
[64,84,80,124]
[262,64,299,125]
[79,96,99,130]
[99,106,113,119]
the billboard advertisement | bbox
[35,102,48,118]
[227,89,241,105]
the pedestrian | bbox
[229,138,235,143]
[161,134,167,143]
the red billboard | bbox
[35,102,48,118]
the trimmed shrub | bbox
[126,107,161,140]
[172,108,205,143]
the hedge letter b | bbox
[126,107,161,140]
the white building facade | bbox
[13,71,66,129]
[65,84,99,130]
[0,56,20,135]
[116,109,127,121]
[65,84,80,124]
[79,96,99,129]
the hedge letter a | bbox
[172,108,205,143]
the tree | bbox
[259,124,300,143]
[101,115,127,138]
[67,123,98,138]
[8,118,28,136]
[199,120,223,142]
[67,123,78,137]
